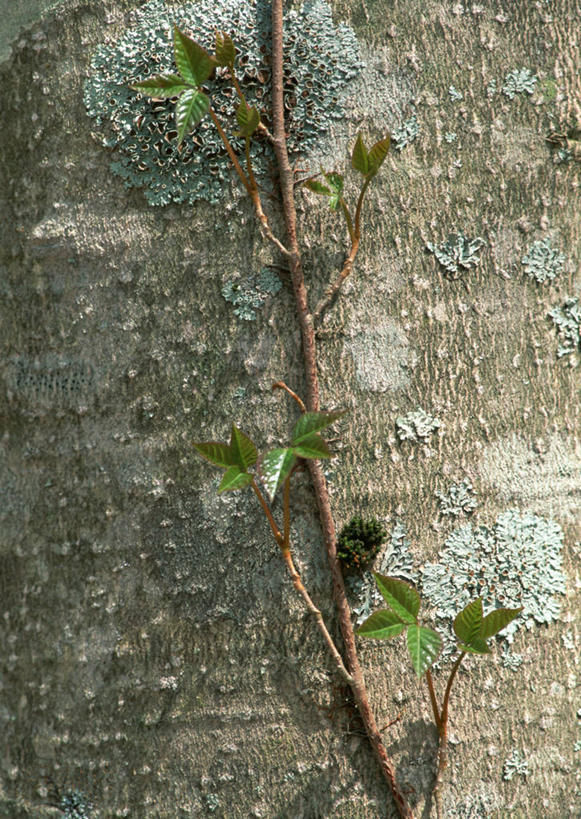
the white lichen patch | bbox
[396,408,442,442]
[436,478,478,517]
[502,68,538,99]
[548,297,580,359]
[503,749,529,780]
[521,237,566,284]
[346,319,416,392]
[392,115,420,150]
[478,433,581,522]
[421,509,566,654]
[426,232,486,279]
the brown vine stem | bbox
[270,2,413,817]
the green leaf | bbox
[351,133,370,175]
[218,466,253,494]
[374,574,420,625]
[174,26,217,85]
[131,74,189,98]
[229,424,257,469]
[236,100,261,138]
[407,625,442,677]
[324,172,344,194]
[305,179,333,196]
[260,448,297,500]
[367,134,391,175]
[480,607,524,640]
[291,433,331,460]
[192,440,232,468]
[357,610,407,640]
[291,411,345,447]
[175,89,210,144]
[457,638,491,655]
[215,31,236,67]
[453,598,483,646]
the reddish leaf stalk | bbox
[428,652,466,819]
[270,2,413,817]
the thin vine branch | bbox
[270,3,413,816]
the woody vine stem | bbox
[267,4,414,817]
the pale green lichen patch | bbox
[84,0,364,205]
[521,237,566,283]
[426,232,486,279]
[502,68,538,99]
[396,408,442,442]
[57,789,93,818]
[436,479,477,517]
[502,749,529,781]
[421,510,566,653]
[548,297,580,358]
[448,85,463,102]
[221,267,282,321]
[392,115,419,151]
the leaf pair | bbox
[193,410,344,500]
[453,598,523,655]
[357,575,441,678]
[351,133,391,177]
[132,27,218,144]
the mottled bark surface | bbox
[0,1,579,817]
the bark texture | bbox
[0,1,579,817]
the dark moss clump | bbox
[337,517,387,570]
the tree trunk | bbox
[0,1,578,817]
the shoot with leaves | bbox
[358,576,523,817]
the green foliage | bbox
[193,411,343,500]
[176,88,210,143]
[337,516,387,569]
[173,26,216,85]
[214,30,236,68]
[305,171,344,210]
[358,576,521,678]
[236,100,261,138]
[407,625,442,678]
[351,133,390,177]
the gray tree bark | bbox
[0,1,579,817]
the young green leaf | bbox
[260,448,297,500]
[131,74,190,98]
[367,135,391,175]
[236,100,261,138]
[304,179,333,196]
[192,440,232,468]
[323,172,344,210]
[351,133,370,175]
[291,411,344,447]
[175,89,210,144]
[174,26,217,86]
[374,574,420,625]
[480,607,524,640]
[229,424,258,469]
[407,625,442,677]
[215,31,236,67]
[218,466,253,494]
[291,433,331,460]
[453,598,484,646]
[357,609,407,640]
[457,638,491,655]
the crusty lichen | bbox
[84,0,364,205]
